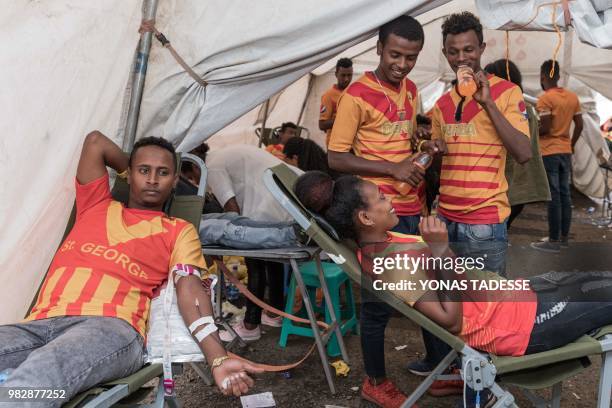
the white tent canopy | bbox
[208,0,612,197]
[2,0,611,324]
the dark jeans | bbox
[438,215,508,277]
[361,215,419,378]
[526,273,612,354]
[424,215,508,369]
[244,259,285,325]
[542,154,572,240]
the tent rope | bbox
[505,31,510,81]
[512,1,574,79]
[139,20,208,87]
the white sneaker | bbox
[261,313,283,328]
[219,321,261,342]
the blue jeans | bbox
[542,154,572,240]
[0,316,144,408]
[199,212,297,249]
[361,215,420,378]
[438,215,508,277]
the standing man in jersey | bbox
[328,15,431,408]
[319,58,353,147]
[531,60,582,253]
[431,11,531,276]
[417,12,532,395]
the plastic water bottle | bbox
[0,368,14,384]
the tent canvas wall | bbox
[2,0,611,325]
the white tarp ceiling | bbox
[2,0,611,324]
[0,0,448,325]
[208,0,612,200]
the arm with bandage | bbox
[171,229,263,397]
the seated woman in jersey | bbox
[294,171,612,357]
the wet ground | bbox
[170,190,612,407]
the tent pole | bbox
[258,99,270,147]
[561,29,573,88]
[297,74,314,126]
[122,0,160,152]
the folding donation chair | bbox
[263,163,612,408]
[30,153,209,408]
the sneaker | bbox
[361,378,415,408]
[219,321,261,342]
[406,358,435,376]
[530,240,561,253]
[261,313,282,328]
[428,369,463,397]
[560,236,569,248]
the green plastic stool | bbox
[279,261,358,357]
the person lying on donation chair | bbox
[0,131,262,406]
[294,171,612,357]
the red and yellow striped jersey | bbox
[320,85,343,147]
[26,174,207,337]
[328,72,424,216]
[431,75,530,224]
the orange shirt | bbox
[431,75,530,224]
[460,272,537,356]
[265,144,285,160]
[26,174,207,337]
[359,232,537,356]
[329,72,424,216]
[320,85,343,147]
[536,87,581,156]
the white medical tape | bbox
[188,316,214,334]
[172,263,201,284]
[194,322,218,343]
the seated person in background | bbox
[197,143,302,341]
[295,171,612,357]
[0,131,261,404]
[484,59,550,230]
[265,121,298,160]
[282,136,341,178]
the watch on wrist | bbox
[211,355,230,371]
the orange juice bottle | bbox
[457,65,477,97]
[395,153,432,195]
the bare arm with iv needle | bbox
[174,266,263,396]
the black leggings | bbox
[244,259,285,325]
[526,273,612,354]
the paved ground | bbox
[171,190,612,407]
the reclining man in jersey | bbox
[0,131,262,406]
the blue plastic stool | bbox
[279,261,358,357]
